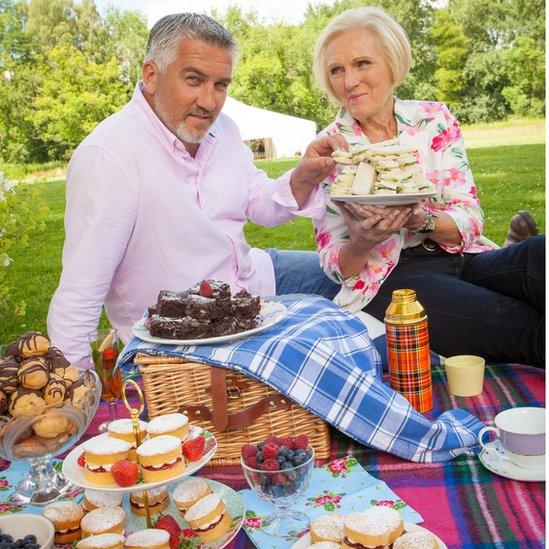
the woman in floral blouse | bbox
[312,6,544,367]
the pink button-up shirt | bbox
[47,83,325,367]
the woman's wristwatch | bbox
[414,208,439,233]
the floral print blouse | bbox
[314,98,498,312]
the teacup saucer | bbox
[479,440,545,482]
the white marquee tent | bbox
[222,96,317,158]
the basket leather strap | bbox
[179,366,293,431]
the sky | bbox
[94,0,329,26]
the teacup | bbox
[479,407,545,470]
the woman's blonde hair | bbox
[313,6,411,104]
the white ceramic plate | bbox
[291,522,447,549]
[62,426,217,492]
[479,440,545,482]
[123,479,244,549]
[328,190,436,206]
[132,300,288,346]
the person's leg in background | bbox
[363,249,544,367]
[265,248,340,299]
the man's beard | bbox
[156,99,215,144]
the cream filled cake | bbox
[80,506,126,537]
[136,434,184,482]
[173,477,212,515]
[129,486,169,516]
[83,489,123,512]
[184,493,231,543]
[310,513,345,544]
[124,529,170,549]
[44,500,84,544]
[83,434,133,485]
[76,533,125,549]
[342,507,404,549]
[107,418,148,460]
[146,413,189,442]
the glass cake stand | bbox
[0,370,101,505]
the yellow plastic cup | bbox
[444,355,485,397]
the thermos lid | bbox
[384,289,427,324]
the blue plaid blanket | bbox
[118,296,484,462]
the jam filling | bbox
[56,526,81,535]
[86,465,109,473]
[343,530,407,549]
[130,496,168,509]
[142,457,182,471]
[197,514,224,532]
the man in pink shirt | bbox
[47,13,345,367]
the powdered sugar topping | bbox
[311,513,344,541]
[137,434,181,456]
[130,485,168,501]
[309,543,341,549]
[125,529,170,546]
[84,434,133,455]
[345,507,403,536]
[84,489,123,508]
[393,530,437,548]
[185,493,222,521]
[44,500,83,522]
[81,507,125,533]
[76,534,125,548]
[173,477,209,503]
[147,413,188,434]
[108,418,147,435]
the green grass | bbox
[1,142,544,343]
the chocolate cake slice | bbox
[148,315,211,339]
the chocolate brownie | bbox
[147,280,260,340]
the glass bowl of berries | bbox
[240,435,314,538]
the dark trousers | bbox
[364,236,545,367]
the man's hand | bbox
[289,134,348,208]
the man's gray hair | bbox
[145,13,237,72]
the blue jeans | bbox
[265,248,340,300]
[363,236,545,367]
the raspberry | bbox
[199,280,214,297]
[273,473,286,485]
[263,443,279,459]
[241,444,258,459]
[244,456,259,469]
[279,436,294,449]
[262,458,280,471]
[293,434,309,450]
[265,435,280,446]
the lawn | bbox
[1,140,545,343]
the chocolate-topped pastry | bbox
[18,357,50,390]
[62,365,80,385]
[9,387,46,418]
[3,340,21,360]
[43,373,67,405]
[45,347,70,370]
[0,356,19,394]
[17,332,50,358]
[66,379,89,409]
[0,390,7,414]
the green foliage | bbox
[0,173,48,320]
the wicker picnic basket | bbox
[135,354,331,466]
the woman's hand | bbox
[335,201,413,250]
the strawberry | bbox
[241,444,257,459]
[111,459,138,487]
[293,434,309,450]
[263,443,279,459]
[183,435,206,461]
[155,514,182,549]
[199,280,214,297]
[77,452,86,467]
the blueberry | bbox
[270,485,285,498]
[278,445,289,457]
[277,456,286,465]
[281,461,294,470]
[286,449,295,460]
[255,451,264,463]
[292,452,307,466]
[257,442,265,451]
[23,539,36,545]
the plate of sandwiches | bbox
[329,145,437,206]
[133,281,289,346]
[291,513,447,549]
[63,417,217,493]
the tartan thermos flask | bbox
[384,289,433,412]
